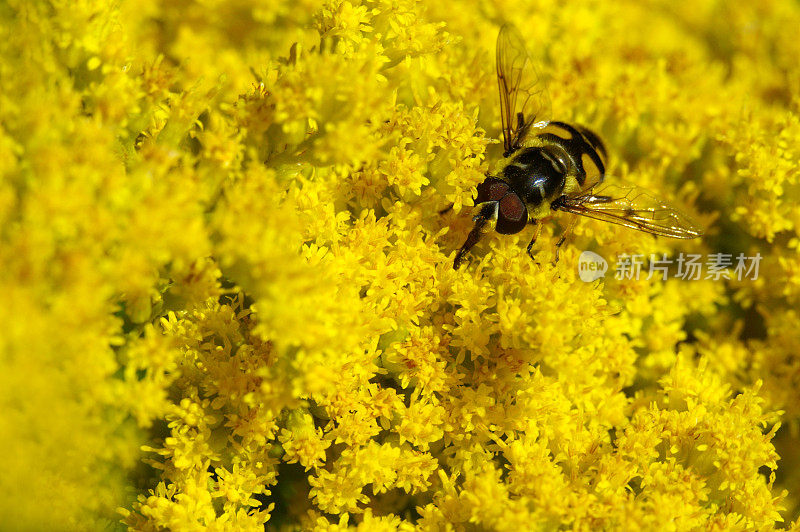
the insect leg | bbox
[554,214,578,263]
[526,221,542,261]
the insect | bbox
[453,24,703,269]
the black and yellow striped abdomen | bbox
[533,121,607,190]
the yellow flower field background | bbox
[2,0,799,529]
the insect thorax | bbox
[500,146,568,211]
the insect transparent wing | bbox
[496,23,552,155]
[555,182,703,239]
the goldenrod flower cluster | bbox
[2,0,799,529]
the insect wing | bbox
[555,182,703,239]
[496,23,551,155]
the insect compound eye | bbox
[475,177,510,203]
[495,193,528,235]
[499,193,524,221]
[489,182,509,201]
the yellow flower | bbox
[3,0,800,529]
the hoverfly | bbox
[453,24,703,269]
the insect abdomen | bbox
[535,121,606,188]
